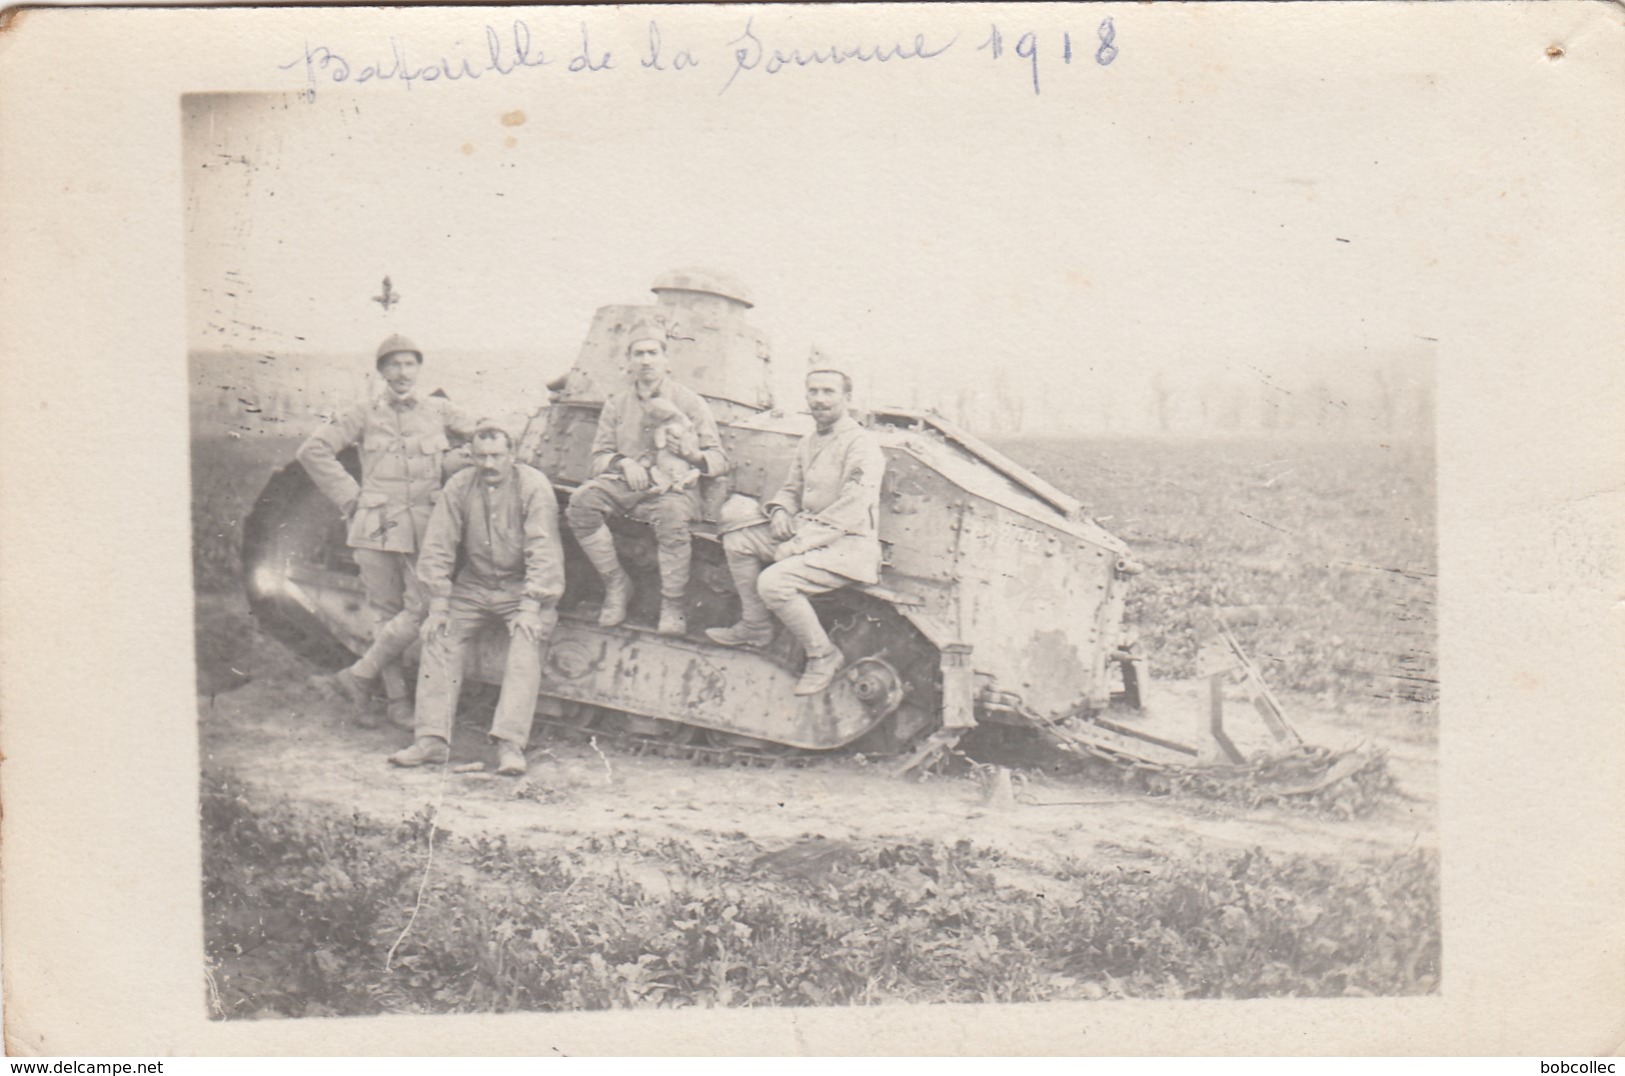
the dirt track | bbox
[198,595,1437,882]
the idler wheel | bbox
[842,656,904,717]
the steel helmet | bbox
[375,333,423,368]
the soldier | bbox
[299,334,473,727]
[706,365,887,696]
[565,324,729,635]
[387,420,565,777]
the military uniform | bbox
[755,413,886,584]
[566,376,729,610]
[412,464,566,748]
[297,389,474,682]
[711,414,887,693]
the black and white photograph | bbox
[187,9,1440,1019]
[2,0,1621,1057]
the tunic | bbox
[588,377,729,484]
[416,464,566,616]
[764,414,888,584]
[297,391,474,554]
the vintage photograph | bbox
[186,27,1440,1020]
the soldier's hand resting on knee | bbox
[769,506,798,541]
[619,457,652,492]
[420,607,450,642]
[511,607,548,644]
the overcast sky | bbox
[185,8,1441,428]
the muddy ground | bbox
[197,592,1439,1015]
[201,599,1435,874]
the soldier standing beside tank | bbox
[565,324,729,635]
[706,365,887,696]
[299,334,474,727]
[387,420,565,777]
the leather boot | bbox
[655,533,692,636]
[387,736,449,767]
[795,649,845,697]
[575,526,631,627]
[657,598,688,636]
[385,697,415,730]
[705,549,775,647]
[706,620,774,647]
[771,594,844,695]
[494,740,528,776]
[309,666,375,708]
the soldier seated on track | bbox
[564,323,729,636]
[705,364,887,696]
[387,418,565,778]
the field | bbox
[194,430,1438,1018]
[1000,437,1437,707]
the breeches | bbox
[719,523,853,608]
[565,476,700,599]
[565,476,697,541]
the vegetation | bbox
[998,436,1436,714]
[202,773,1439,1017]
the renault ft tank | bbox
[243,270,1375,795]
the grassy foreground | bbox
[203,772,1439,1017]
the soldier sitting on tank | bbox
[640,397,703,494]
[299,334,474,728]
[706,365,888,696]
[387,419,565,777]
[565,324,729,636]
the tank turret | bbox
[551,269,773,414]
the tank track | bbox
[529,713,828,770]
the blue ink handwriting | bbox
[1096,18,1118,67]
[642,21,699,71]
[721,16,957,94]
[278,16,1114,100]
[567,22,614,73]
[279,21,559,97]
[978,18,1118,94]
[978,26,1039,95]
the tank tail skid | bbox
[951,623,1384,805]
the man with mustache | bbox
[706,364,887,697]
[299,334,473,728]
[387,419,565,777]
[565,323,728,636]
